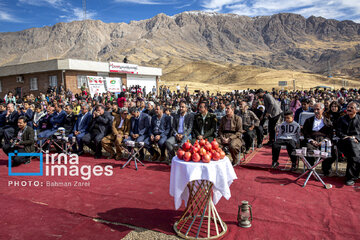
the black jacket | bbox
[17,126,35,153]
[63,113,76,135]
[336,114,360,142]
[89,111,113,136]
[192,112,217,140]
[302,116,333,141]
[5,111,19,129]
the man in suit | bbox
[192,101,217,143]
[37,103,66,139]
[126,107,151,160]
[0,103,19,147]
[102,107,131,160]
[63,104,76,136]
[3,116,35,167]
[165,101,194,161]
[336,101,360,186]
[82,105,113,158]
[69,104,92,154]
[218,103,243,165]
[0,103,6,128]
[149,105,172,161]
[238,101,260,153]
[302,102,334,175]
[256,89,282,145]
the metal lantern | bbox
[237,201,253,228]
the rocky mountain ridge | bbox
[1,11,360,80]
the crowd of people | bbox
[0,85,359,185]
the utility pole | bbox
[83,0,87,20]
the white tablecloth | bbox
[169,156,237,210]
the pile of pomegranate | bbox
[176,139,226,163]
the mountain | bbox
[0,11,360,88]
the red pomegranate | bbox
[199,147,207,156]
[199,139,206,146]
[177,149,185,160]
[205,142,212,152]
[192,153,201,162]
[202,153,211,163]
[207,151,213,160]
[184,152,192,162]
[212,151,220,161]
[182,140,192,152]
[219,150,226,159]
[190,146,199,154]
[211,139,219,150]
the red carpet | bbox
[1,150,360,239]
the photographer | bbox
[3,116,35,167]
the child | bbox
[272,110,300,171]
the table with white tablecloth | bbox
[169,156,237,239]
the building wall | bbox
[0,70,62,98]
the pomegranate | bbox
[199,147,207,156]
[212,151,220,161]
[177,149,185,160]
[190,146,199,154]
[219,150,226,159]
[202,153,211,163]
[205,142,212,152]
[182,140,192,152]
[192,153,201,162]
[207,151,213,160]
[211,139,219,150]
[184,152,192,162]
[199,139,206,146]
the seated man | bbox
[3,116,35,167]
[63,104,76,136]
[126,107,150,160]
[218,103,243,165]
[165,101,193,160]
[336,101,360,186]
[101,107,131,160]
[69,104,92,154]
[0,103,19,147]
[149,105,171,161]
[302,102,334,176]
[82,105,113,158]
[238,101,260,153]
[37,103,66,140]
[192,101,217,143]
[20,101,34,127]
[0,103,6,128]
[272,111,301,170]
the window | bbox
[30,77,38,91]
[49,75,57,87]
[77,75,88,89]
[0,79,2,92]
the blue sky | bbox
[0,0,359,32]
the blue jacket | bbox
[130,112,150,137]
[0,111,6,127]
[73,112,92,133]
[150,114,171,138]
[50,110,66,130]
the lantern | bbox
[237,201,253,228]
